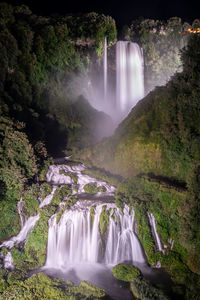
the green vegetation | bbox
[0,2,117,155]
[130,277,170,300]
[99,205,110,237]
[0,272,106,299]
[21,184,40,219]
[83,182,99,194]
[68,280,106,298]
[0,3,200,300]
[79,34,200,299]
[112,263,141,282]
[82,167,121,186]
[0,117,38,241]
[124,17,191,93]
[83,181,108,194]
[59,169,78,184]
[112,263,170,299]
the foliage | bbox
[99,205,110,237]
[128,17,191,93]
[82,167,121,186]
[0,271,106,299]
[130,277,170,300]
[112,263,141,282]
[59,169,78,184]
[83,182,99,194]
[0,117,37,241]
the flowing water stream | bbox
[0,159,168,299]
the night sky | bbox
[1,0,198,28]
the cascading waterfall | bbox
[45,201,145,269]
[148,213,165,254]
[104,37,107,101]
[116,41,144,116]
[0,185,56,269]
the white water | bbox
[39,186,56,208]
[148,213,165,254]
[46,163,115,196]
[45,201,145,269]
[0,184,57,270]
[116,41,144,117]
[17,197,24,227]
[3,252,14,270]
[104,37,107,101]
[0,214,40,249]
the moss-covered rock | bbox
[83,182,99,194]
[82,168,121,186]
[21,184,40,219]
[99,205,110,237]
[69,280,106,298]
[22,206,55,268]
[1,272,106,299]
[130,277,170,300]
[40,183,52,200]
[59,170,78,184]
[112,263,141,282]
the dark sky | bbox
[1,0,198,28]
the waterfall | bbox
[116,41,144,116]
[45,201,145,269]
[104,37,107,101]
[148,213,165,254]
[0,214,40,249]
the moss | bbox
[1,272,106,299]
[69,280,106,298]
[0,278,8,293]
[1,247,8,256]
[90,206,95,224]
[1,273,67,299]
[99,205,110,237]
[51,185,72,206]
[0,199,20,241]
[130,277,170,300]
[56,204,66,223]
[114,175,200,298]
[22,206,55,268]
[72,185,78,193]
[98,185,106,193]
[82,167,121,186]
[59,170,78,184]
[83,182,99,194]
[21,184,40,219]
[83,182,107,194]
[112,263,142,282]
[40,183,52,200]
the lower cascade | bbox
[45,200,145,269]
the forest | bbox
[0,2,200,299]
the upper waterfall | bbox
[116,41,144,117]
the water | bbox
[116,41,144,118]
[148,213,165,254]
[44,198,145,300]
[0,160,170,299]
[45,201,145,268]
[0,185,56,268]
[46,163,115,196]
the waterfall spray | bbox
[104,37,108,101]
[45,201,145,269]
[116,41,144,116]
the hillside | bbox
[79,34,200,299]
